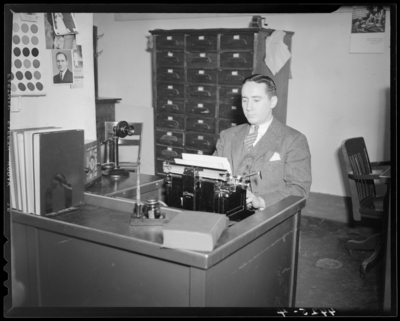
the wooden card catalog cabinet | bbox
[150,28,294,175]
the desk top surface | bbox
[11,194,305,270]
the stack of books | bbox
[9,127,85,215]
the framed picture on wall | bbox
[52,49,74,85]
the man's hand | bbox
[246,190,266,210]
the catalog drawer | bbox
[218,117,247,133]
[218,69,252,86]
[186,84,217,100]
[186,116,216,134]
[186,100,216,117]
[186,34,217,51]
[185,147,215,156]
[157,98,185,114]
[157,83,185,99]
[185,132,218,151]
[156,51,184,67]
[156,113,185,130]
[218,102,245,119]
[186,52,218,69]
[220,52,254,68]
[155,129,184,147]
[156,67,185,83]
[220,33,255,50]
[155,34,184,50]
[156,144,184,161]
[187,69,217,84]
[218,86,242,104]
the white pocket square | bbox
[269,152,281,161]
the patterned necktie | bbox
[244,125,259,151]
[59,72,63,81]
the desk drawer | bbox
[157,67,185,83]
[185,146,215,156]
[220,33,255,50]
[157,98,185,114]
[186,84,217,100]
[220,52,254,68]
[155,34,184,50]
[157,83,185,99]
[156,51,184,67]
[186,34,217,51]
[186,116,216,134]
[186,100,216,117]
[186,52,218,69]
[155,129,184,147]
[156,113,185,130]
[187,69,217,84]
[185,133,218,151]
[218,70,252,86]
[156,145,184,161]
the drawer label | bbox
[199,36,204,40]
[167,147,172,151]
[167,132,172,136]
[231,106,237,110]
[198,150,203,155]
[232,71,238,75]
[167,36,172,40]
[200,53,206,57]
[168,116,173,120]
[233,53,240,58]
[198,136,204,140]
[232,88,238,93]
[168,69,173,73]
[168,52,173,57]
[198,103,203,107]
[234,35,240,40]
[168,85,173,89]
[198,87,204,91]
[199,70,204,74]
[231,123,237,126]
[198,120,204,124]
[167,100,172,104]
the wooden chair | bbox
[340,137,390,278]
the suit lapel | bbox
[231,124,250,173]
[254,118,281,162]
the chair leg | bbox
[360,238,383,278]
[346,233,380,251]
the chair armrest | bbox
[348,172,382,180]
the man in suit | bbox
[53,52,73,84]
[214,74,312,209]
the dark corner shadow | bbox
[336,146,354,227]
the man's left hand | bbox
[246,190,265,210]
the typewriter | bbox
[163,161,257,222]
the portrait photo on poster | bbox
[52,13,79,36]
[52,49,74,85]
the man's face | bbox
[241,81,277,126]
[56,54,68,72]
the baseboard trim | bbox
[302,192,351,223]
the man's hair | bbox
[242,74,277,98]
[56,52,68,61]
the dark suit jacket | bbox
[53,69,73,84]
[214,118,312,208]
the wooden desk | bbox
[11,192,305,308]
[380,168,395,314]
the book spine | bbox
[12,133,22,210]
[17,133,28,213]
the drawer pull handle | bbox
[192,139,210,147]
[225,75,244,81]
[191,107,210,114]
[161,88,179,96]
[161,72,179,80]
[193,74,211,81]
[161,150,179,157]
[160,104,179,111]
[227,57,246,63]
[191,57,211,64]
[161,56,179,63]
[159,39,178,46]
[227,38,248,45]
[191,39,211,47]
[193,123,209,131]
[190,90,210,97]
[161,120,179,128]
[160,135,178,142]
